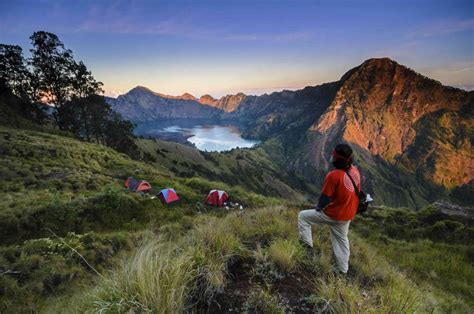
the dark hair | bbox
[332,143,353,169]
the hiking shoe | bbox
[330,266,347,278]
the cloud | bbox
[77,18,177,35]
[74,1,315,42]
[103,90,124,98]
[0,0,315,43]
[223,31,315,42]
[408,18,474,38]
[77,15,314,42]
[419,61,474,88]
[77,1,177,35]
[454,84,474,91]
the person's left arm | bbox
[315,172,336,211]
[315,193,331,211]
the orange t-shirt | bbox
[322,166,361,221]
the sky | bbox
[0,0,473,98]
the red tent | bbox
[124,177,152,193]
[206,190,229,207]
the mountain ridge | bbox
[237,58,472,207]
[116,86,248,112]
[111,58,471,115]
[107,86,222,120]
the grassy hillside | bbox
[0,126,281,311]
[136,137,316,201]
[353,206,474,306]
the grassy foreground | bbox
[55,206,470,313]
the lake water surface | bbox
[134,120,260,152]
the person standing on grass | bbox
[298,143,361,274]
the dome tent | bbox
[157,188,180,204]
[206,189,229,207]
[124,177,152,193]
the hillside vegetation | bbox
[1,127,472,312]
[136,137,315,201]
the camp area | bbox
[124,177,180,205]
[123,177,248,211]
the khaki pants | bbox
[298,209,351,273]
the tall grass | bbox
[226,206,296,244]
[89,216,246,311]
[189,217,245,298]
[267,238,304,273]
[371,239,474,308]
[92,240,196,313]
[313,235,423,313]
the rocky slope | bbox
[220,58,472,207]
[198,93,247,112]
[310,58,471,164]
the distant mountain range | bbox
[107,58,473,207]
[106,86,220,120]
[105,85,250,121]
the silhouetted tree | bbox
[61,95,138,157]
[0,44,30,98]
[71,61,104,98]
[1,31,138,157]
[29,32,74,101]
[29,32,104,129]
[62,94,106,142]
[104,111,139,158]
[0,45,46,124]
[60,60,104,140]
